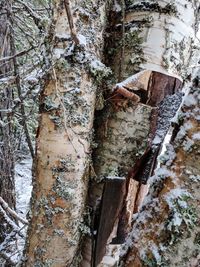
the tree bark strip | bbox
[94,177,127,266]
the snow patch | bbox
[78,34,87,46]
[165,189,191,209]
[192,132,200,140]
[14,156,33,262]
[54,48,65,59]
[113,0,122,12]
[182,137,194,151]
[115,70,146,89]
[184,94,197,107]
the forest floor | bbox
[13,154,32,263]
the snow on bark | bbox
[121,78,200,267]
[24,1,108,266]
[125,0,199,79]
[89,0,199,265]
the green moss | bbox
[141,255,167,267]
[55,57,70,71]
[165,195,198,246]
[52,176,74,200]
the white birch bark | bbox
[24,1,108,266]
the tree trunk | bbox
[85,0,199,265]
[24,0,109,266]
[24,0,199,266]
[0,0,15,209]
[121,74,200,267]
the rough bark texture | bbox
[94,177,127,266]
[86,0,199,265]
[121,78,200,267]
[24,0,200,266]
[24,0,108,266]
[93,71,182,266]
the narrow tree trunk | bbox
[0,1,18,265]
[24,0,109,266]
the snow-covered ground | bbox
[14,156,33,263]
[15,156,32,217]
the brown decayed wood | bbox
[94,71,182,265]
[94,178,127,266]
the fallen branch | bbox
[0,197,28,225]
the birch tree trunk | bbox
[24,0,199,266]
[85,0,199,266]
[24,0,109,266]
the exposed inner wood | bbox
[94,71,182,266]
[94,177,127,267]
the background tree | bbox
[0,1,16,263]
[0,0,50,264]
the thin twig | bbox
[0,251,16,266]
[0,46,36,63]
[63,0,79,45]
[15,0,41,28]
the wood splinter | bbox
[110,70,152,105]
[114,85,140,103]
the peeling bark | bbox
[121,79,200,267]
[88,0,199,265]
[93,71,182,266]
[94,177,127,266]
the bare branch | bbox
[0,46,36,63]
[0,197,28,225]
[15,0,42,28]
[0,251,16,266]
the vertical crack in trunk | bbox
[93,70,182,266]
